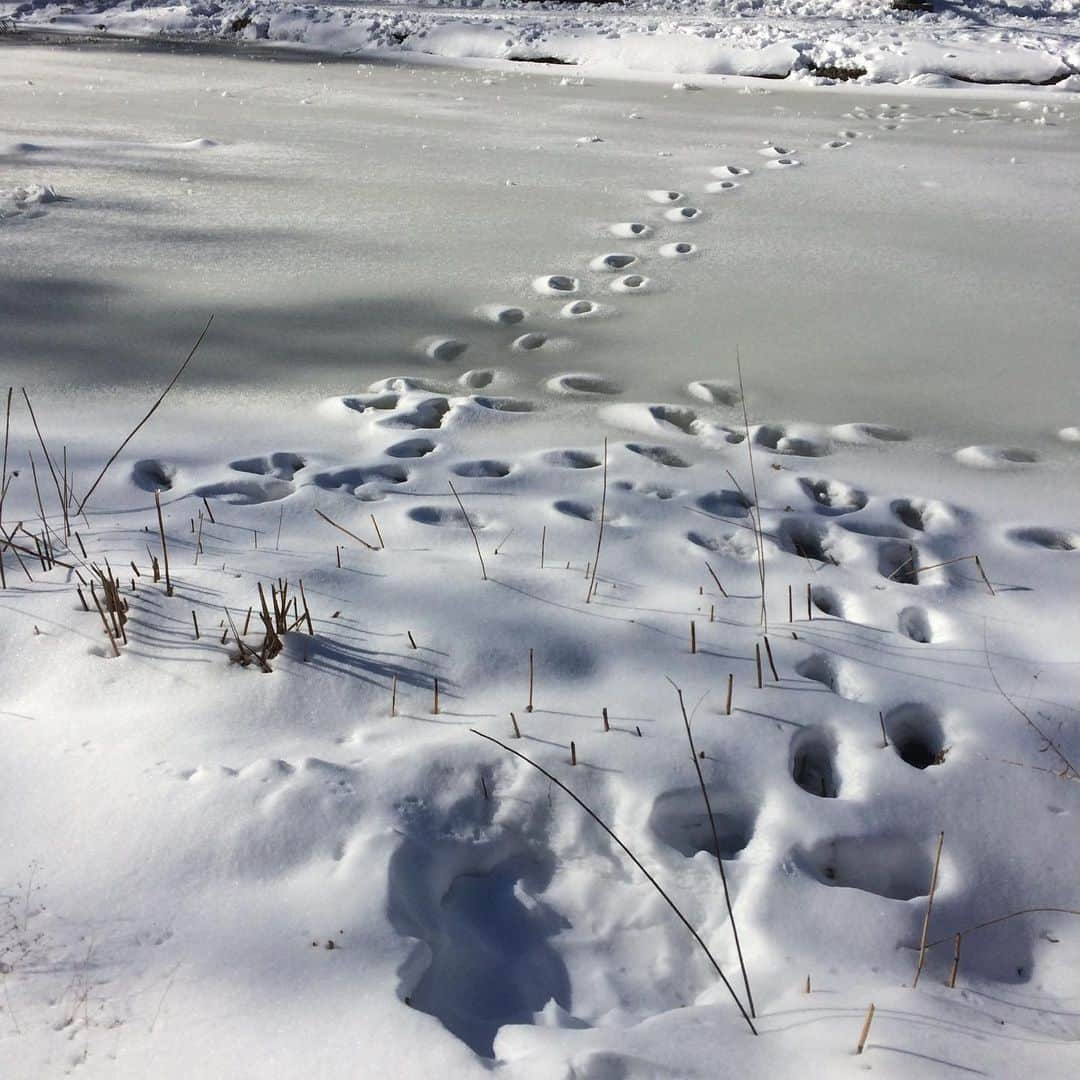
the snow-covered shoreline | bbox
[4,0,1080,89]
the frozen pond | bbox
[2,37,1079,452]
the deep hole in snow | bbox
[797,835,934,900]
[790,727,839,798]
[884,704,948,769]
[393,851,571,1058]
[648,785,756,859]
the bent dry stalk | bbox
[470,727,758,1036]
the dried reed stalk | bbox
[448,480,486,581]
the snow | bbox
[4,0,1080,87]
[1,31,1079,1080]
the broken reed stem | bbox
[192,610,200,640]
[690,620,697,655]
[313,507,378,551]
[370,514,385,550]
[510,712,520,739]
[527,647,535,712]
[725,673,734,715]
[201,497,215,524]
[470,728,758,1036]
[754,643,763,689]
[925,907,1080,953]
[788,585,793,623]
[602,707,610,733]
[21,389,69,539]
[447,480,487,581]
[948,934,961,988]
[432,677,440,715]
[704,560,728,598]
[391,674,398,717]
[670,681,756,1019]
[78,315,213,514]
[570,740,577,766]
[539,525,546,570]
[855,1003,875,1054]
[91,589,121,657]
[736,352,767,632]
[807,583,812,620]
[912,831,945,988]
[879,711,889,748]
[193,510,204,566]
[804,974,811,994]
[585,438,609,604]
[154,489,173,596]
[763,636,779,680]
[887,552,994,596]
[336,545,341,569]
[275,504,284,551]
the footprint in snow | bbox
[711,165,750,177]
[663,206,702,222]
[646,190,684,204]
[610,274,651,294]
[609,222,652,239]
[589,253,638,272]
[659,242,697,258]
[533,274,579,296]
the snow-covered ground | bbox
[1,34,1079,1080]
[4,0,1080,87]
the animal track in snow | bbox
[697,489,752,519]
[380,396,452,430]
[409,505,490,529]
[1008,526,1078,551]
[386,437,437,459]
[132,459,176,492]
[451,459,512,478]
[809,585,851,619]
[758,144,793,158]
[609,222,652,239]
[610,274,651,294]
[658,242,696,258]
[799,477,868,515]
[467,396,534,413]
[196,477,294,505]
[560,299,606,319]
[231,452,306,481]
[663,206,702,222]
[704,180,739,194]
[823,139,850,150]
[754,424,831,457]
[553,499,603,522]
[898,606,949,644]
[882,704,948,769]
[589,253,638,271]
[778,518,850,565]
[766,157,801,169]
[796,835,935,900]
[796,653,866,702]
[625,443,690,468]
[546,373,622,396]
[891,497,955,533]
[649,785,756,859]
[459,369,495,389]
[686,529,758,560]
[418,337,469,363]
[532,275,579,296]
[878,539,920,584]
[474,304,525,325]
[542,449,601,469]
[687,380,740,406]
[512,332,548,351]
[832,422,911,445]
[646,190,683,204]
[790,727,839,798]
[313,464,409,500]
[955,445,1039,468]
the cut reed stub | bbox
[855,1003,875,1054]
